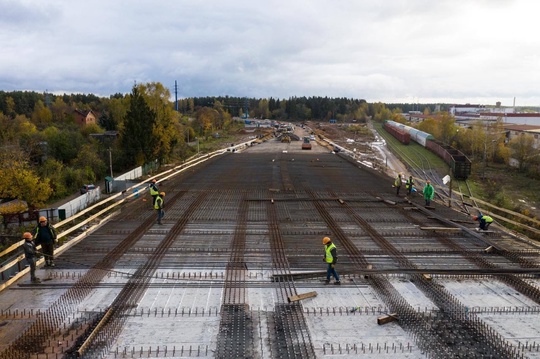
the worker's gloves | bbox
[331,264,335,269]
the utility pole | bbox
[175,80,178,112]
[108,148,113,178]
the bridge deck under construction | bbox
[1,138,540,359]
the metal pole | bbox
[109,148,113,178]
[483,141,487,179]
[448,177,453,208]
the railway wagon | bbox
[385,120,434,146]
[383,121,410,144]
[426,139,472,180]
[384,120,472,180]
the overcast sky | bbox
[1,0,539,106]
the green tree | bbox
[508,133,537,171]
[73,143,107,181]
[98,111,117,131]
[31,100,53,126]
[0,149,52,207]
[42,126,84,164]
[49,97,71,124]
[137,82,180,164]
[121,86,156,166]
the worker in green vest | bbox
[155,192,165,225]
[323,236,340,285]
[149,179,159,206]
[473,214,493,231]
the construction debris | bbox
[377,313,399,325]
[288,291,317,303]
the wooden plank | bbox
[420,227,462,232]
[377,313,398,325]
[288,291,317,303]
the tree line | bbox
[1,84,538,216]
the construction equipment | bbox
[301,136,312,150]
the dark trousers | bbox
[480,220,491,230]
[157,209,164,224]
[41,242,54,263]
[26,257,37,280]
[326,263,340,281]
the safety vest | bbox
[154,196,163,210]
[325,243,336,263]
[406,178,414,188]
[149,184,159,196]
[482,215,493,223]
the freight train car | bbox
[426,139,471,180]
[383,120,472,180]
[383,121,410,144]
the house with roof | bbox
[502,124,540,149]
[74,109,97,126]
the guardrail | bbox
[0,139,256,291]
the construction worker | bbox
[422,180,435,206]
[394,173,402,196]
[33,216,57,267]
[149,179,159,206]
[405,175,414,195]
[473,214,493,231]
[155,191,165,225]
[22,232,41,283]
[323,236,340,285]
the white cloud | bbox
[0,0,539,106]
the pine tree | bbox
[121,86,156,166]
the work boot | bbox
[45,261,50,267]
[324,279,330,285]
[334,281,341,285]
[49,261,55,267]
[31,278,41,283]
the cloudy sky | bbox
[1,0,539,106]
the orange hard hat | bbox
[322,236,331,245]
[472,215,478,221]
[23,232,33,239]
[159,192,165,196]
[39,216,47,222]
[152,179,157,183]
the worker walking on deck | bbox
[22,232,41,283]
[406,175,415,195]
[473,214,493,231]
[394,173,402,196]
[323,237,340,285]
[149,179,159,206]
[33,216,57,267]
[155,191,165,225]
[422,180,434,206]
